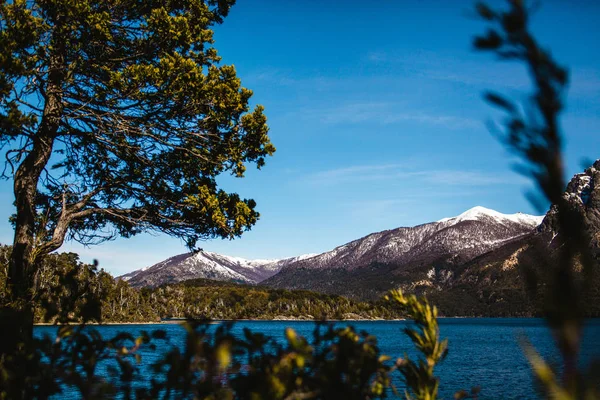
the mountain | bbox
[421,161,600,317]
[120,206,543,294]
[119,251,317,288]
[262,206,544,299]
[540,159,600,253]
[118,161,600,317]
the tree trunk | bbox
[1,46,64,358]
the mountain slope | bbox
[121,206,542,293]
[262,207,543,298]
[391,161,600,316]
[117,162,600,317]
[119,251,317,288]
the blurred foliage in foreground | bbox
[474,0,600,398]
[0,289,453,399]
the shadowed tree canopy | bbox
[0,0,275,288]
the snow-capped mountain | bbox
[272,206,541,272]
[541,159,600,240]
[438,206,544,226]
[423,161,600,316]
[116,162,600,315]
[119,251,317,288]
[262,206,544,298]
[119,206,543,294]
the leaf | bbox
[484,92,516,113]
[474,30,503,50]
[216,341,232,370]
[476,2,495,20]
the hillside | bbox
[120,251,316,288]
[263,207,543,299]
[121,206,542,293]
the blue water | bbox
[34,318,600,399]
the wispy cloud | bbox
[310,102,481,130]
[305,163,525,187]
[343,198,410,223]
[244,68,300,86]
[408,170,522,186]
[244,68,339,90]
[363,50,530,89]
[366,51,388,64]
[339,190,494,226]
[364,50,600,99]
[308,163,405,185]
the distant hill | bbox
[265,161,600,316]
[263,206,543,299]
[119,251,317,288]
[120,205,543,299]
[422,160,600,316]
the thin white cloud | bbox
[305,163,526,187]
[244,68,339,90]
[344,198,409,223]
[383,113,481,129]
[364,50,600,99]
[366,51,388,64]
[401,170,525,186]
[364,50,530,89]
[245,68,299,86]
[307,163,405,185]
[313,102,481,130]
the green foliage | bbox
[1,1,598,399]
[0,249,453,399]
[143,322,393,399]
[386,290,448,400]
[1,0,274,310]
[0,0,274,372]
[0,290,457,399]
[151,279,401,321]
[475,1,599,398]
[0,324,164,399]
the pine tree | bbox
[0,0,274,352]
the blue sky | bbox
[1,0,599,275]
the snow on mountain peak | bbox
[119,250,323,288]
[291,253,319,261]
[194,250,280,266]
[121,206,546,289]
[438,206,544,227]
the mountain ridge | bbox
[119,250,318,288]
[120,206,543,290]
[262,206,543,298]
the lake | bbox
[34,318,600,399]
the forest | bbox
[0,245,402,323]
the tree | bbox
[475,1,598,397]
[0,0,274,346]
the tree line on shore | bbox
[0,245,403,323]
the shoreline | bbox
[35,316,600,326]
[34,318,407,326]
[34,316,600,326]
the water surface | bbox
[35,318,600,399]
